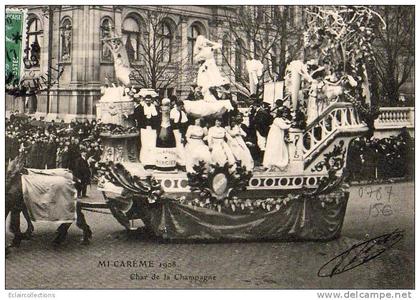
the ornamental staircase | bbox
[245,102,368,192]
[301,102,368,170]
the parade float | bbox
[94,7,383,241]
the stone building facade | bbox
[7,5,303,121]
[5,5,414,121]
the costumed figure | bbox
[307,79,321,124]
[138,95,159,168]
[185,118,212,173]
[226,119,254,170]
[251,100,273,160]
[170,100,188,170]
[284,60,313,111]
[194,35,228,102]
[263,109,292,171]
[103,35,131,86]
[246,57,264,95]
[208,119,236,166]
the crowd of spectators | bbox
[347,128,414,182]
[5,113,107,197]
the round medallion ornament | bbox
[212,173,228,196]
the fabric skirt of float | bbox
[132,190,349,242]
[183,100,233,118]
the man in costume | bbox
[126,94,159,169]
[170,100,188,171]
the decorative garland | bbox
[302,6,386,116]
[187,161,252,204]
[96,161,163,204]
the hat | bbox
[161,98,171,106]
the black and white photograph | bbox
[3,0,416,294]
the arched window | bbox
[25,17,43,68]
[60,18,72,62]
[188,23,201,64]
[159,22,172,63]
[101,18,113,62]
[235,39,244,81]
[222,35,232,64]
[122,17,141,62]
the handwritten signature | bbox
[318,229,404,277]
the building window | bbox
[222,35,231,64]
[253,40,262,60]
[159,22,172,63]
[235,39,244,81]
[101,18,113,62]
[188,23,201,64]
[271,45,278,74]
[287,6,296,26]
[60,18,72,63]
[122,17,141,62]
[255,6,264,22]
[24,17,43,68]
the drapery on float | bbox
[97,161,349,241]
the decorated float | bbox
[93,7,383,241]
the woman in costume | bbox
[226,118,254,170]
[208,118,236,166]
[185,118,212,173]
[263,109,292,171]
[194,35,228,102]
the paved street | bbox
[5,181,414,289]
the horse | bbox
[5,153,92,253]
[5,153,34,249]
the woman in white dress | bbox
[194,35,228,102]
[226,119,254,170]
[263,110,292,171]
[208,119,236,166]
[185,118,212,173]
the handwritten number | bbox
[366,186,373,198]
[385,186,393,202]
[375,187,382,201]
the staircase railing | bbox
[302,102,366,163]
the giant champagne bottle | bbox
[155,98,177,171]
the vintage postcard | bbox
[3,1,415,295]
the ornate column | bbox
[179,15,189,97]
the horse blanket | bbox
[22,169,77,222]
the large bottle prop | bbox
[155,98,177,171]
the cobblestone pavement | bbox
[5,181,414,289]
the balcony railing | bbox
[374,107,414,130]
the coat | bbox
[253,107,273,138]
[72,155,91,185]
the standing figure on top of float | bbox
[263,109,292,171]
[139,95,159,168]
[170,99,188,170]
[226,117,254,170]
[194,35,228,102]
[184,118,212,173]
[208,119,236,166]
